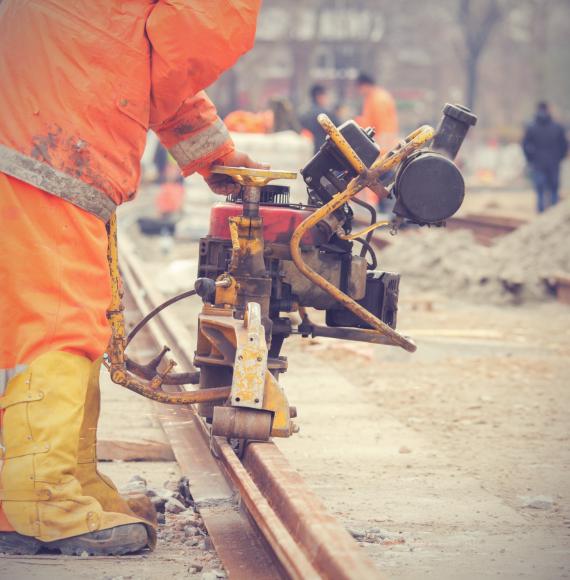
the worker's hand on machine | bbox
[204,150,269,196]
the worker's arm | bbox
[151,91,233,177]
[147,0,264,193]
[151,92,266,195]
[147,0,261,126]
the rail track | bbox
[118,234,382,580]
[445,213,526,245]
[353,209,525,249]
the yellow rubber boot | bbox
[0,351,150,553]
[76,358,157,543]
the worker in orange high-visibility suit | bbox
[355,72,400,153]
[0,0,263,556]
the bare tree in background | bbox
[457,0,503,111]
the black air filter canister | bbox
[394,152,465,224]
[392,103,477,224]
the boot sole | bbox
[0,532,42,555]
[44,523,149,556]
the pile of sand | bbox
[378,200,570,304]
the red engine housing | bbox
[208,203,321,245]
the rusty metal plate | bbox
[231,302,267,409]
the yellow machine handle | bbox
[289,117,435,353]
[211,166,297,187]
[317,114,367,173]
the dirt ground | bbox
[459,188,539,220]
[128,186,569,579]
[277,293,570,580]
[133,185,570,579]
[138,249,569,576]
[3,187,568,580]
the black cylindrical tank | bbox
[392,104,478,224]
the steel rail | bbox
[116,233,383,580]
[353,212,525,251]
[446,213,525,245]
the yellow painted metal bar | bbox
[317,114,366,173]
[338,220,390,241]
[290,124,435,353]
[106,213,127,365]
[229,219,240,253]
[105,214,224,404]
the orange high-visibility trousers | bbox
[0,172,112,532]
[0,172,111,369]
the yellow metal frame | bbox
[105,182,292,437]
[289,116,436,353]
[232,302,267,409]
[338,220,390,241]
[103,117,434,432]
[105,214,230,405]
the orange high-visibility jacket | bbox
[0,0,261,220]
[357,87,399,152]
[0,1,261,370]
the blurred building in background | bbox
[208,0,570,139]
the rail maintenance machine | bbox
[105,105,477,443]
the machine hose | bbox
[354,237,378,270]
[126,289,197,346]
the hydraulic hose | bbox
[126,289,197,346]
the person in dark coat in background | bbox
[301,84,339,153]
[522,102,568,212]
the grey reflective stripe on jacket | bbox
[0,364,28,397]
[168,118,230,168]
[0,145,117,222]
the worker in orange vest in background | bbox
[0,0,263,556]
[156,165,186,220]
[355,72,400,153]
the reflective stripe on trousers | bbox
[1,364,27,477]
[0,365,28,397]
